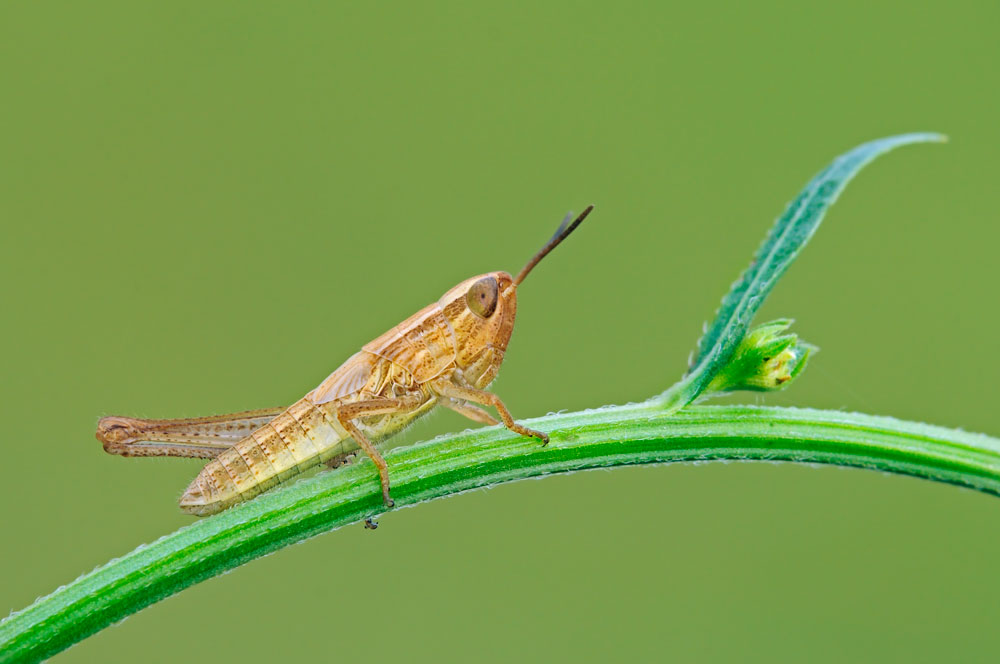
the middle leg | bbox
[335,394,424,507]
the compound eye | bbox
[466,277,499,318]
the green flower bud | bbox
[705,319,817,394]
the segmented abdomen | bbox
[178,397,355,515]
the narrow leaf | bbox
[653,132,945,410]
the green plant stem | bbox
[4,404,1000,662]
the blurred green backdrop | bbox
[2,2,999,662]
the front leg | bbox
[440,398,500,426]
[336,394,424,507]
[431,380,549,444]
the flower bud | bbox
[706,319,816,394]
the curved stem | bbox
[3,403,1000,662]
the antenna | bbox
[513,204,594,286]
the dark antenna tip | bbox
[514,204,594,286]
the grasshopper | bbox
[97,206,593,517]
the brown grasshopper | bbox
[97,206,593,517]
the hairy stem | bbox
[3,404,999,662]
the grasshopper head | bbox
[438,270,517,388]
[440,205,593,389]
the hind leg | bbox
[97,407,286,459]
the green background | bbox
[2,2,999,661]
